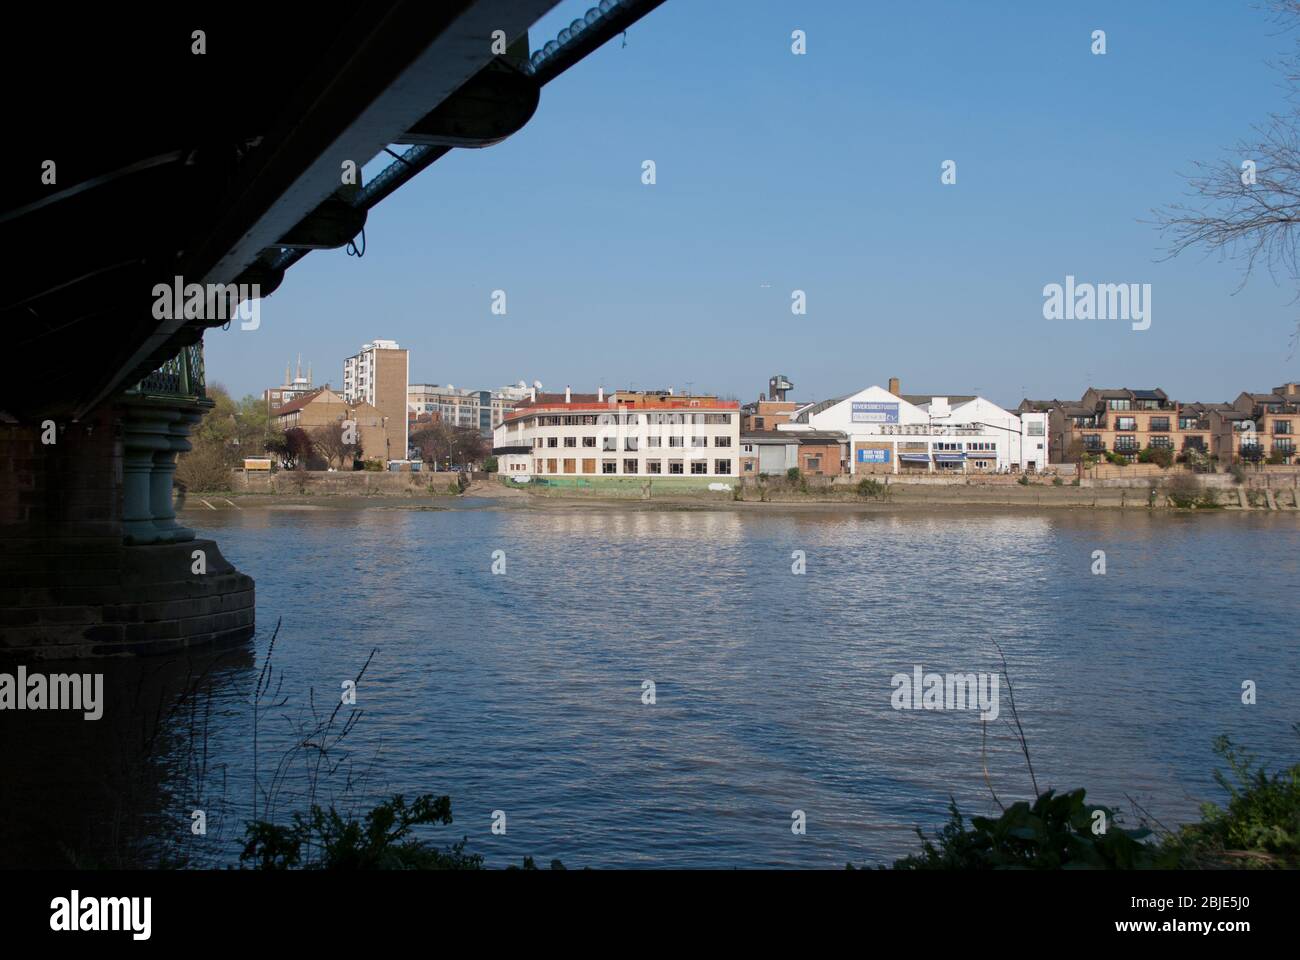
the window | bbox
[691,461,708,475]
[668,436,684,447]
[1149,417,1170,432]
[744,461,754,472]
[534,438,542,448]
[625,438,639,451]
[714,459,732,475]
[582,436,596,447]
[1108,399,1132,410]
[563,458,576,473]
[754,417,765,429]
[714,436,731,448]
[602,437,616,451]
[581,458,596,473]
[647,436,662,447]
[547,436,558,448]
[1114,436,1139,453]
[547,458,558,473]
[602,460,617,474]
[623,459,639,473]
[563,436,576,447]
[1115,417,1137,432]
[1149,436,1173,449]
[1026,422,1044,436]
[1276,420,1293,435]
[668,460,684,474]
[805,456,821,471]
[691,435,708,447]
[647,460,662,474]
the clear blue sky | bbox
[205,0,1300,410]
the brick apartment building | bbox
[1209,382,1300,464]
[1023,382,1300,465]
[342,339,408,461]
[272,387,392,467]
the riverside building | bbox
[780,378,1047,474]
[493,387,741,479]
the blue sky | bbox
[206,0,1300,410]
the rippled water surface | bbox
[4,503,1298,868]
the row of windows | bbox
[536,435,732,449]
[528,413,733,427]
[535,458,732,475]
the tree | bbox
[233,394,275,454]
[268,427,314,469]
[1065,437,1085,467]
[1155,1,1300,352]
[309,421,361,470]
[410,422,488,468]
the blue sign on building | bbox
[857,448,890,463]
[851,401,899,424]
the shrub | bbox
[1165,474,1204,508]
[1230,463,1247,484]
[1138,446,1174,468]
[890,789,1159,870]
[1017,474,1031,486]
[1163,731,1300,869]
[856,477,886,499]
[240,794,480,870]
[175,441,232,492]
[786,467,802,482]
[1052,476,1064,486]
[1105,451,1128,466]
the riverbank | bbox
[179,472,1300,513]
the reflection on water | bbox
[3,504,1297,868]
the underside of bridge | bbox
[0,1,666,657]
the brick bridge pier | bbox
[0,344,254,659]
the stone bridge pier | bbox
[0,345,254,659]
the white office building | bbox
[781,381,1048,474]
[493,388,742,479]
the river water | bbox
[3,502,1297,868]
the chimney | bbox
[888,377,900,396]
[598,386,604,402]
[565,385,571,403]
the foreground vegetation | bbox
[237,730,1297,870]
[879,730,1299,870]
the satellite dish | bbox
[533,379,543,390]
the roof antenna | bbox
[621,30,628,48]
